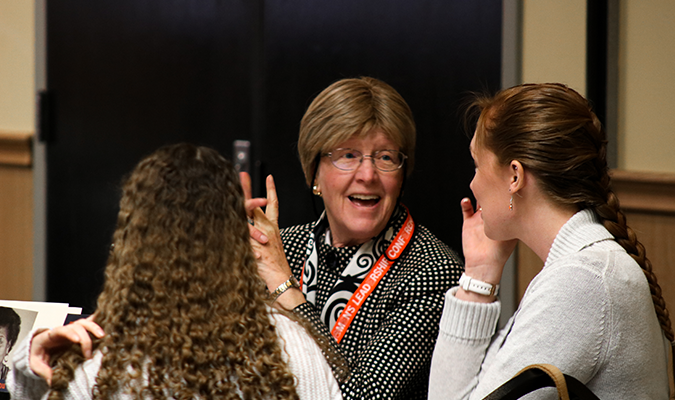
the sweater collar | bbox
[544,208,614,267]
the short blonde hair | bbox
[298,77,416,186]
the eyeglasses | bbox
[323,148,408,172]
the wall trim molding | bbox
[610,169,675,214]
[0,131,33,166]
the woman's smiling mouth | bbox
[349,194,381,207]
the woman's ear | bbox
[312,179,322,197]
[509,160,525,194]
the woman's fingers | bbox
[28,329,55,383]
[265,175,279,224]
[247,198,267,210]
[240,171,268,214]
[240,171,270,244]
[239,171,253,201]
[29,318,107,384]
[248,223,269,244]
[459,196,517,285]
[460,197,476,220]
[70,318,104,358]
[51,318,105,358]
[29,351,54,385]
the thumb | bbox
[460,198,476,221]
[31,359,53,386]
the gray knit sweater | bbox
[429,209,670,399]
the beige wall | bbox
[518,0,675,294]
[521,0,675,174]
[618,0,675,173]
[0,1,34,300]
[522,0,587,95]
[0,1,35,132]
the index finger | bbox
[265,175,279,224]
[58,318,105,359]
[239,171,253,201]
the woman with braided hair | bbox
[429,83,672,399]
[7,143,342,400]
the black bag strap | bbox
[483,364,600,400]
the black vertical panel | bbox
[586,0,608,126]
[46,0,256,312]
[263,0,503,253]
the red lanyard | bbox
[329,211,415,343]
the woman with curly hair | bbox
[7,143,342,400]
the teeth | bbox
[351,194,380,200]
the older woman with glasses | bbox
[245,77,463,399]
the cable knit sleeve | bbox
[6,328,51,400]
[271,312,343,400]
[8,328,103,400]
[429,287,501,400]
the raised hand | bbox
[458,198,517,302]
[249,175,306,310]
[29,315,105,385]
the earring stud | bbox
[312,185,322,197]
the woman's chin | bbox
[482,225,501,241]
[332,220,386,246]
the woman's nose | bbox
[354,156,377,180]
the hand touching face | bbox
[469,136,513,241]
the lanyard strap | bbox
[330,211,415,343]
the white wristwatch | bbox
[459,273,499,296]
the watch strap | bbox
[270,275,300,302]
[459,273,499,296]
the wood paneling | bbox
[610,169,675,213]
[516,242,542,301]
[0,131,32,166]
[0,158,33,300]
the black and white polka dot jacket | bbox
[282,206,462,400]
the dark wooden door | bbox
[45,0,501,312]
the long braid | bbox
[595,192,674,341]
[587,106,675,397]
[594,188,675,397]
[584,108,675,346]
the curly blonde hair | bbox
[48,143,300,399]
